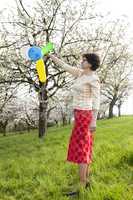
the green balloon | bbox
[41,42,54,55]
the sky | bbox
[0,0,133,114]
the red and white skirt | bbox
[66,108,94,164]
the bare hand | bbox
[90,126,96,133]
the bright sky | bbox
[0,0,133,114]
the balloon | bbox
[28,46,42,61]
[24,42,54,83]
[36,59,46,83]
[41,42,54,55]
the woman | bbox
[49,52,100,196]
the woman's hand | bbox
[90,109,98,133]
[90,126,96,133]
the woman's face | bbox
[81,56,92,70]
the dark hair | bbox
[82,53,100,71]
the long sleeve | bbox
[91,76,100,109]
[90,76,100,128]
[90,109,98,128]
[49,54,83,77]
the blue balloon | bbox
[28,46,42,61]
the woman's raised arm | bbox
[49,54,83,77]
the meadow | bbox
[0,116,133,200]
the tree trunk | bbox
[108,95,117,119]
[3,127,6,136]
[108,102,114,118]
[118,104,121,117]
[54,119,58,127]
[0,120,8,136]
[97,112,100,120]
[62,113,67,126]
[38,83,48,138]
[68,117,71,124]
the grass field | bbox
[0,116,133,200]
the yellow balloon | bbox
[36,59,46,82]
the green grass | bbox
[0,116,133,200]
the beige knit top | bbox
[49,54,101,127]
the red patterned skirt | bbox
[66,108,94,164]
